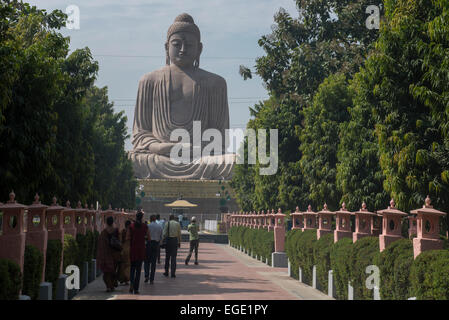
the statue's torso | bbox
[169,67,195,124]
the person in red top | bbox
[128,210,148,294]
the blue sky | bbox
[28,0,298,151]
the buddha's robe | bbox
[128,66,235,179]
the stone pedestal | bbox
[56,274,68,300]
[26,195,48,282]
[410,196,446,259]
[0,192,27,273]
[377,200,407,251]
[46,198,65,275]
[317,204,334,240]
[413,237,443,259]
[334,230,352,242]
[302,205,317,232]
[271,252,288,268]
[38,282,52,300]
[63,202,77,238]
[352,202,375,243]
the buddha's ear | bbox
[198,42,203,56]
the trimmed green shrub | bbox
[22,245,43,300]
[76,233,88,280]
[374,239,413,300]
[330,237,353,300]
[410,249,449,299]
[285,229,303,280]
[349,237,379,300]
[313,233,333,291]
[0,258,22,300]
[45,239,62,298]
[228,226,274,265]
[63,234,78,272]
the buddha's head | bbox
[165,13,203,69]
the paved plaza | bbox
[74,243,332,300]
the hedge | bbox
[349,237,379,300]
[63,234,78,272]
[228,226,274,265]
[22,245,43,300]
[45,239,62,298]
[410,250,449,299]
[76,233,88,280]
[0,258,22,300]
[285,229,303,280]
[329,237,353,300]
[374,239,413,300]
[313,233,333,291]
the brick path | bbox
[74,243,332,300]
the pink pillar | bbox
[0,192,27,274]
[352,202,375,242]
[302,205,317,231]
[411,196,447,259]
[74,201,87,235]
[26,194,48,282]
[291,206,303,230]
[334,203,352,243]
[46,197,65,275]
[371,214,382,236]
[274,209,285,252]
[268,209,275,231]
[84,204,93,233]
[317,203,334,240]
[377,199,407,252]
[63,201,77,238]
[408,215,417,239]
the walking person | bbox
[96,216,122,292]
[144,215,163,284]
[129,210,148,294]
[162,214,181,278]
[155,214,164,264]
[185,216,200,265]
[118,220,131,285]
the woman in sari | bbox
[96,216,121,292]
[118,220,131,285]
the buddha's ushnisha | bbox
[129,13,235,179]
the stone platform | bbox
[139,179,239,218]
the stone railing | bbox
[0,191,137,300]
[228,197,447,300]
[228,196,447,260]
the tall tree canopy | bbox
[0,0,136,208]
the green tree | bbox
[232,0,379,210]
[356,0,449,216]
[299,73,352,210]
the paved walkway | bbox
[74,243,333,300]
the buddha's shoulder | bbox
[138,67,168,84]
[196,68,227,87]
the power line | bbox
[94,54,256,60]
[111,97,267,101]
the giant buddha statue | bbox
[128,13,235,180]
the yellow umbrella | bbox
[164,199,198,208]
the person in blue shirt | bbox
[144,215,163,284]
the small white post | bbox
[288,259,291,276]
[373,285,381,300]
[298,267,303,283]
[312,265,317,289]
[348,281,354,300]
[328,270,334,298]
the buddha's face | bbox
[166,32,202,68]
